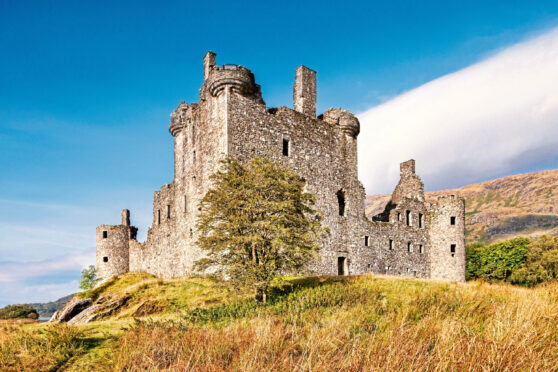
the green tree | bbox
[79,265,98,290]
[195,157,327,303]
[510,235,558,286]
[466,237,529,282]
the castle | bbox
[96,52,465,282]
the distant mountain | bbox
[366,169,558,244]
[29,294,75,317]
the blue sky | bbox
[2,0,558,306]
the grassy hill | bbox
[2,273,558,371]
[366,169,558,244]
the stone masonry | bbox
[96,52,465,282]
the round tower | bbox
[428,195,466,281]
[203,55,263,103]
[96,209,135,281]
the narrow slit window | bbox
[364,236,370,247]
[193,150,196,161]
[407,242,412,252]
[406,210,411,226]
[450,216,456,225]
[282,138,289,156]
[419,213,423,228]
[419,244,424,254]
[337,190,345,217]
[167,205,171,219]
[450,244,456,257]
[397,212,401,221]
[389,239,393,250]
[157,209,161,225]
[102,231,108,239]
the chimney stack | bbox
[293,65,316,118]
[121,209,130,226]
[400,160,416,177]
[204,51,216,81]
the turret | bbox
[322,108,360,138]
[96,209,137,282]
[169,101,196,183]
[428,195,466,281]
[202,52,263,103]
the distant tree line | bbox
[467,235,558,286]
[0,304,38,319]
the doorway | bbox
[337,257,347,276]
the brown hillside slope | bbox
[365,169,558,244]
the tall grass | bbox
[0,323,84,371]
[115,276,558,371]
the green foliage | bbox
[0,304,38,319]
[466,238,529,282]
[510,235,558,286]
[195,157,327,302]
[79,265,98,290]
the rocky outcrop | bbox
[49,294,129,324]
[49,297,92,323]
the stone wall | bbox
[96,224,132,280]
[429,195,466,281]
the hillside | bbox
[2,273,557,371]
[366,169,558,244]
[28,294,75,318]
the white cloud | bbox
[0,251,94,306]
[358,27,558,194]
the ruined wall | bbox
[226,84,368,275]
[429,195,466,281]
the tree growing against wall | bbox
[79,265,98,290]
[195,157,327,302]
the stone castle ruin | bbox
[96,52,465,282]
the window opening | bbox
[282,138,289,156]
[406,210,411,226]
[102,231,108,239]
[364,236,370,246]
[450,216,456,225]
[337,190,345,217]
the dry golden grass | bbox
[2,274,557,371]
[113,276,558,371]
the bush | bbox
[0,304,38,320]
[510,235,558,286]
[466,238,529,282]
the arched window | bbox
[336,190,345,217]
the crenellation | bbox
[95,51,465,283]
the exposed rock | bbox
[49,296,91,323]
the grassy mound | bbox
[2,273,558,371]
